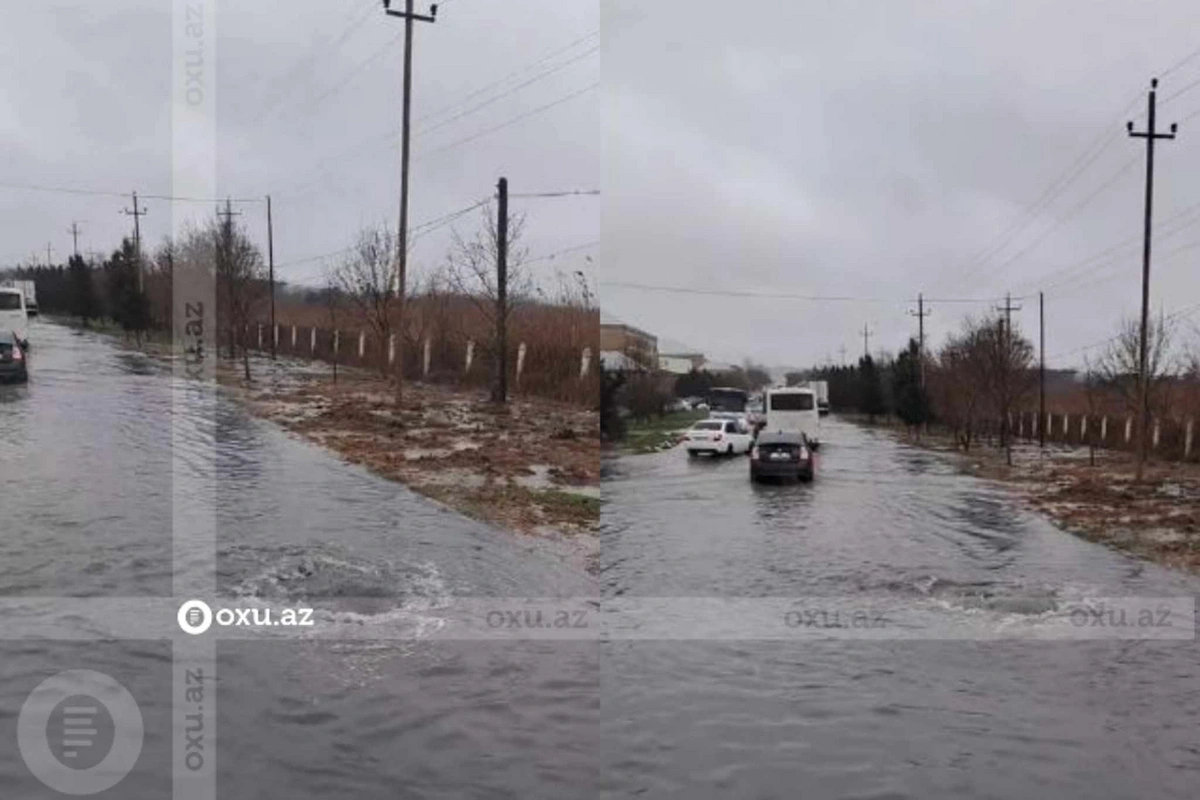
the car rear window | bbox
[0,293,22,311]
[694,421,723,430]
[769,393,814,411]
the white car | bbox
[685,418,753,457]
[0,287,29,350]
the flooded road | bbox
[0,321,597,798]
[602,418,1200,799]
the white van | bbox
[0,287,28,350]
[764,386,820,448]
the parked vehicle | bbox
[0,330,28,383]
[763,386,820,449]
[10,280,37,317]
[685,419,753,456]
[0,288,29,350]
[814,380,830,415]
[750,430,813,482]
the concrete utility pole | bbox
[45,243,54,267]
[1127,78,1178,482]
[910,293,931,387]
[267,194,276,360]
[861,323,873,360]
[838,344,847,366]
[996,293,1021,342]
[383,0,438,405]
[493,176,509,404]
[1039,291,1046,449]
[121,191,148,292]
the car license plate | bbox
[769,451,790,460]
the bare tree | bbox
[978,315,1037,465]
[322,269,342,384]
[1098,313,1175,478]
[444,206,530,402]
[214,215,268,382]
[331,224,397,377]
[1082,355,1103,467]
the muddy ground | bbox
[83,320,601,574]
[889,424,1200,574]
[213,354,600,573]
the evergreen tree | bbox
[858,355,885,421]
[67,255,99,326]
[106,239,150,344]
[892,338,930,429]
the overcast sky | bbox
[602,0,1200,370]
[0,0,598,292]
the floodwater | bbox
[601,418,1200,799]
[0,321,598,798]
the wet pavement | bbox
[0,321,598,798]
[601,418,1200,798]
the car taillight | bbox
[751,447,760,460]
[12,347,22,361]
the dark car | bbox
[0,330,28,383]
[750,430,813,483]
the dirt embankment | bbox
[889,425,1200,574]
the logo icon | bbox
[18,670,143,795]
[178,599,213,635]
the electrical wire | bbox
[0,180,265,204]
[600,280,1012,305]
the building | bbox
[657,337,706,375]
[601,310,658,371]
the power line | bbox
[413,81,598,163]
[510,189,600,198]
[600,280,1012,304]
[414,45,599,138]
[525,240,598,265]
[0,180,265,204]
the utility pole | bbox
[1039,291,1045,449]
[910,293,931,387]
[861,323,873,360]
[838,344,847,366]
[45,243,54,267]
[216,198,242,359]
[1128,78,1178,482]
[494,177,509,403]
[267,194,276,360]
[994,293,1022,457]
[383,0,438,405]
[68,222,83,259]
[121,191,148,292]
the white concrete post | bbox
[358,331,365,359]
[1187,418,1195,459]
[1046,413,1052,439]
[1080,414,1087,440]
[1101,415,1107,442]
[423,337,431,377]
[516,342,527,386]
[257,324,263,350]
[1018,415,1024,438]
[273,324,279,350]
[310,327,317,353]
[581,347,592,378]
[333,329,340,357]
[465,339,475,373]
[1153,418,1160,450]
[388,334,396,365]
[1125,416,1132,444]
[291,325,297,349]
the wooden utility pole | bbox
[1128,78,1178,482]
[267,194,276,360]
[910,293,930,387]
[122,191,147,291]
[493,177,509,404]
[1039,291,1045,449]
[383,0,438,405]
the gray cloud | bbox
[602,0,1200,369]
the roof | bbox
[658,337,703,357]
[600,309,623,325]
[600,350,644,371]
